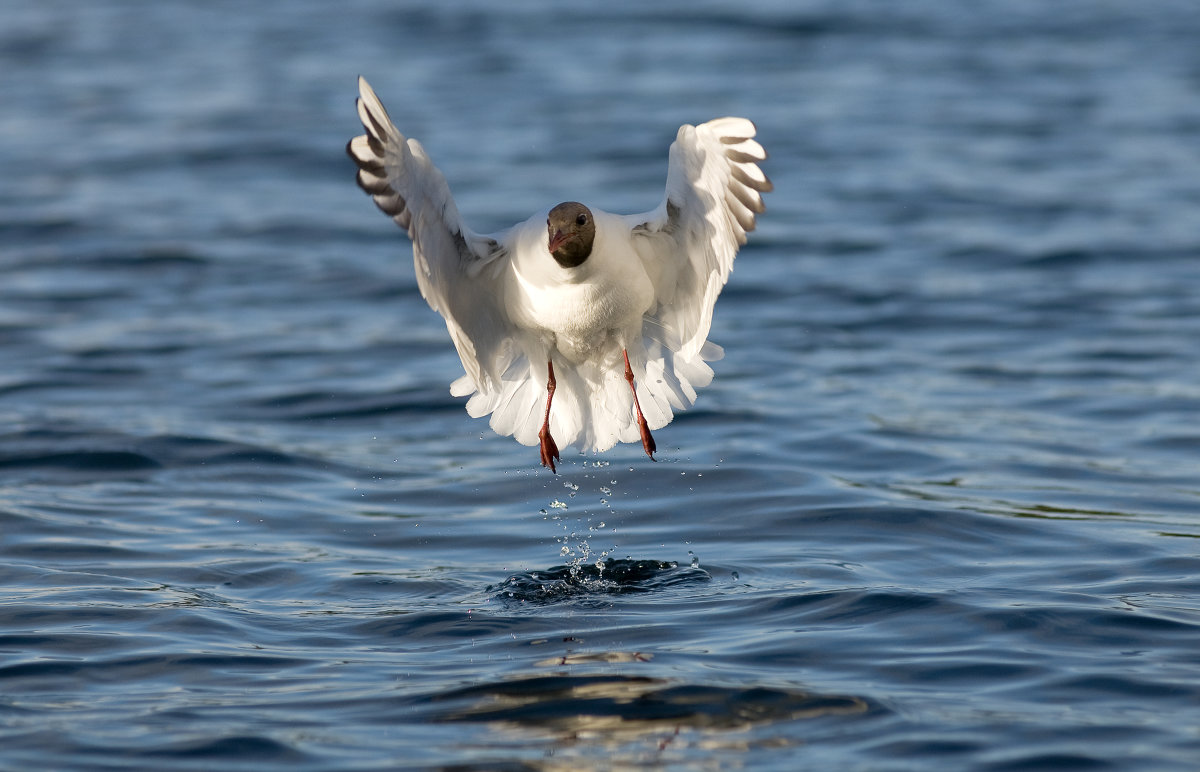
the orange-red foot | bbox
[638,419,656,460]
[539,426,560,474]
[539,359,560,473]
[622,348,657,462]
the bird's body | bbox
[347,77,771,471]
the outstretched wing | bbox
[347,76,510,391]
[628,117,772,362]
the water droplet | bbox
[731,571,740,581]
[549,499,568,509]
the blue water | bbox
[4,1,1200,769]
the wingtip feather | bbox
[704,116,757,141]
[356,75,377,103]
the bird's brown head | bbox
[547,202,595,268]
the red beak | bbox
[548,229,570,253]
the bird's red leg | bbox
[538,359,560,473]
[623,349,656,460]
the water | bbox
[4,1,1200,769]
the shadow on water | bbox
[490,559,711,606]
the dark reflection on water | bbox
[423,673,876,760]
[4,0,1200,770]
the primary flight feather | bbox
[347,76,771,472]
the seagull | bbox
[347,77,770,473]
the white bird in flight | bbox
[347,77,771,473]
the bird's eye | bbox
[576,213,588,226]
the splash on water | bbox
[490,558,711,605]
[541,473,623,580]
[498,471,709,604]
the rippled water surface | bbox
[4,1,1200,769]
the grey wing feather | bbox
[629,117,772,361]
[347,76,510,391]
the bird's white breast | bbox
[506,211,654,363]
